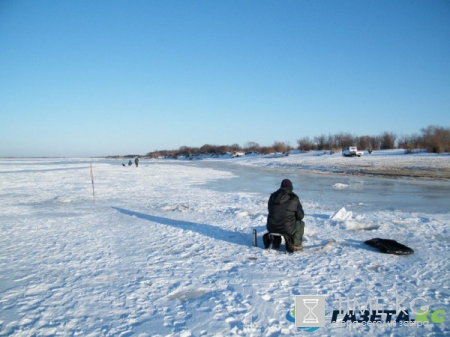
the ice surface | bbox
[0,155,449,336]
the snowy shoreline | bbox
[184,150,450,181]
[3,149,450,181]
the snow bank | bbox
[227,150,450,180]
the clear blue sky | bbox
[1,0,449,157]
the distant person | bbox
[122,163,125,167]
[264,179,305,252]
[135,157,139,167]
[128,160,132,166]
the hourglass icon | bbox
[302,298,319,324]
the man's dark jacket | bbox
[266,187,304,235]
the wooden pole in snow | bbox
[90,163,95,202]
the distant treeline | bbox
[144,125,450,158]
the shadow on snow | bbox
[112,207,250,247]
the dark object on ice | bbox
[252,229,258,247]
[266,179,305,251]
[263,232,295,252]
[364,238,414,255]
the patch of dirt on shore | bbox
[343,167,450,180]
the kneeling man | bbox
[265,179,305,252]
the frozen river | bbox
[1,157,449,215]
[168,160,450,215]
[1,157,449,336]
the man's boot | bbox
[292,244,303,251]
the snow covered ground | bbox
[0,152,449,336]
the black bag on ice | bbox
[364,238,414,255]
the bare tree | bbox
[397,134,420,152]
[272,141,289,153]
[356,136,371,150]
[314,134,327,150]
[421,125,450,153]
[244,141,260,152]
[368,136,381,150]
[259,146,273,154]
[297,137,314,151]
[230,143,241,152]
[200,144,213,154]
[380,132,397,149]
[341,133,357,148]
[178,146,193,155]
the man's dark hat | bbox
[281,179,293,191]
